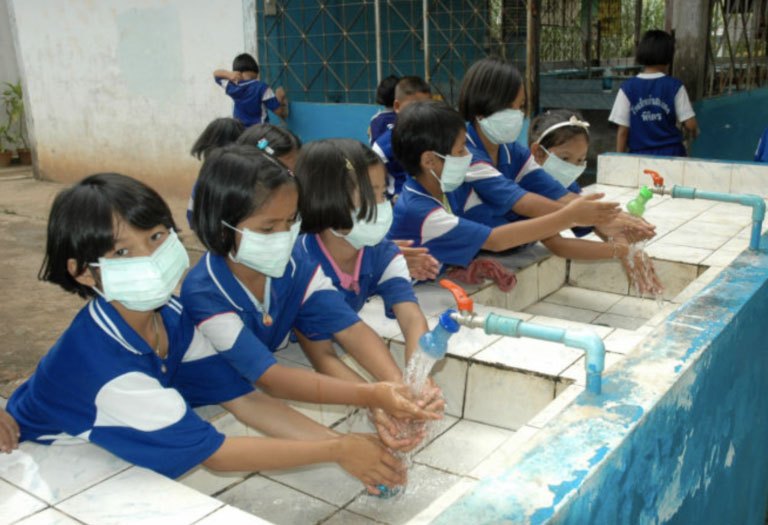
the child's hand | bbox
[369,408,424,452]
[617,241,664,296]
[420,377,445,413]
[393,240,440,281]
[275,86,286,101]
[337,433,406,493]
[596,212,656,243]
[231,71,243,84]
[564,193,620,227]
[370,382,442,421]
[0,407,20,454]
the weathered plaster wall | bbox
[0,0,19,86]
[8,0,242,197]
[432,238,768,524]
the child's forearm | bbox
[204,435,341,472]
[542,235,626,260]
[392,302,429,364]
[257,363,378,406]
[616,126,629,152]
[213,69,234,80]
[334,322,403,382]
[221,390,338,441]
[295,331,368,383]
[510,192,563,218]
[483,207,575,252]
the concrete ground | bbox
[0,167,204,398]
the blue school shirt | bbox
[180,246,361,382]
[388,177,492,269]
[372,128,408,197]
[298,234,416,317]
[370,109,396,145]
[609,73,695,154]
[7,297,253,478]
[215,77,281,127]
[755,126,768,163]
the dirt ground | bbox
[0,167,204,399]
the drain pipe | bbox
[440,281,605,395]
[644,170,766,251]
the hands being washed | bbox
[596,211,656,243]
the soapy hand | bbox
[616,239,664,297]
[564,193,620,227]
[337,433,406,494]
[0,407,19,454]
[369,407,424,452]
[596,212,656,243]
[370,382,442,421]
[393,240,440,281]
[420,377,445,413]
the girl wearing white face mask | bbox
[182,144,440,458]
[8,173,409,492]
[295,139,444,442]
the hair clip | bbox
[257,138,275,155]
[345,158,354,173]
[537,115,591,144]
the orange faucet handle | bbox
[644,169,664,187]
[439,279,474,313]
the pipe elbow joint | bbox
[564,330,605,374]
[741,194,766,221]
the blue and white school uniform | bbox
[388,177,492,270]
[180,245,360,382]
[7,297,253,478]
[298,234,416,320]
[372,128,409,197]
[215,77,282,127]
[755,125,768,163]
[370,109,396,145]
[608,72,695,156]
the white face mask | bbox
[91,230,189,311]
[477,109,524,144]
[224,220,301,278]
[540,145,586,188]
[332,201,393,250]
[431,151,472,192]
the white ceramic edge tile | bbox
[405,478,477,525]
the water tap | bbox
[439,279,485,329]
[644,169,667,196]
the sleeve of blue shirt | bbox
[466,159,529,215]
[518,167,570,201]
[294,266,362,341]
[373,242,418,317]
[262,85,282,111]
[423,209,492,268]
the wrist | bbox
[358,382,377,407]
[613,242,629,259]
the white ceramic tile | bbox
[262,462,363,506]
[469,425,541,479]
[643,303,679,328]
[194,505,273,524]
[581,183,637,201]
[0,442,129,504]
[652,259,701,300]
[474,337,584,377]
[592,312,647,330]
[487,243,552,270]
[430,356,468,418]
[357,296,403,341]
[0,479,46,525]
[637,156,685,188]
[411,284,459,318]
[683,160,732,193]
[407,478,478,525]
[730,162,768,198]
[537,255,566,299]
[568,259,630,295]
[720,236,750,252]
[218,475,337,525]
[607,296,668,319]
[543,285,623,312]
[696,208,752,227]
[602,327,653,355]
[526,315,615,339]
[321,509,379,525]
[658,229,730,250]
[555,379,575,397]
[13,508,82,525]
[672,265,725,304]
[464,364,555,430]
[597,154,639,187]
[676,220,745,239]
[527,383,585,429]
[560,351,626,386]
[523,302,600,324]
[507,264,540,311]
[701,248,741,267]
[179,466,244,497]
[415,420,512,475]
[645,242,712,265]
[57,467,222,525]
[346,464,463,525]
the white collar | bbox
[637,72,666,79]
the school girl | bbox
[387,100,620,271]
[181,144,437,449]
[6,173,405,491]
[237,122,302,171]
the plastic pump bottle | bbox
[627,186,653,217]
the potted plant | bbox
[0,123,12,167]
[2,81,30,165]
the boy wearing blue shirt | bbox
[372,76,432,198]
[214,53,287,127]
[369,75,398,144]
[609,30,698,156]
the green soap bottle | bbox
[626,186,653,217]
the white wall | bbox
[9,0,244,196]
[0,0,19,86]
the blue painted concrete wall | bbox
[432,237,768,524]
[691,88,768,162]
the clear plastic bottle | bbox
[627,186,653,217]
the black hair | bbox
[392,100,466,178]
[529,109,590,149]
[295,139,378,234]
[375,75,399,107]
[636,30,675,66]
[237,123,302,158]
[458,57,523,123]
[232,53,260,75]
[190,118,245,160]
[193,144,296,256]
[38,173,176,299]
[395,75,432,101]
